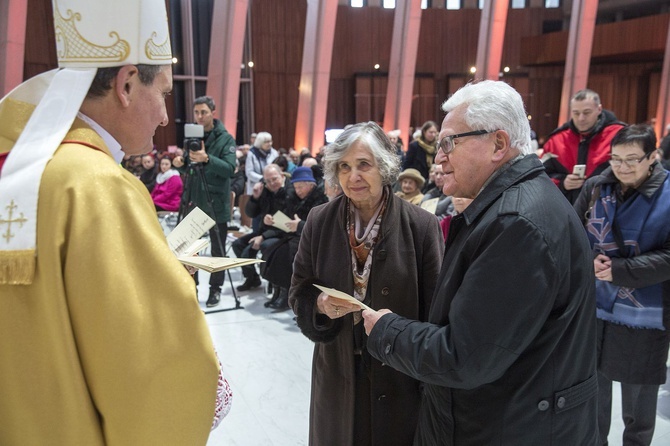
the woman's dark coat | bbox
[289,192,443,446]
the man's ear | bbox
[492,130,511,159]
[113,65,139,108]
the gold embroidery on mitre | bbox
[145,32,172,61]
[0,200,28,244]
[54,4,130,63]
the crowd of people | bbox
[113,60,670,446]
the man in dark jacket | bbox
[363,80,598,445]
[261,166,327,310]
[542,88,625,204]
[173,96,237,307]
[232,164,290,292]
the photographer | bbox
[174,96,237,307]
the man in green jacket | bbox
[174,96,237,307]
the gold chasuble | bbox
[0,99,220,445]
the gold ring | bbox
[335,308,340,316]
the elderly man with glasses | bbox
[362,80,598,445]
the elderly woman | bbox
[574,124,670,446]
[402,120,439,181]
[289,122,443,446]
[395,168,425,205]
[245,131,278,195]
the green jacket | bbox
[182,119,237,223]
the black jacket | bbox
[260,183,327,288]
[245,181,293,240]
[367,155,598,445]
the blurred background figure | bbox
[395,168,424,205]
[151,156,183,212]
[403,120,439,181]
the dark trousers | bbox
[231,233,282,279]
[232,233,260,279]
[598,371,660,446]
[208,221,228,291]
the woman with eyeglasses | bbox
[574,124,670,446]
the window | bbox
[446,0,460,9]
[545,0,560,7]
[351,0,364,7]
[479,0,485,9]
[511,0,526,8]
[383,0,395,8]
[421,0,428,9]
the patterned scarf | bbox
[586,178,670,330]
[417,137,437,170]
[347,190,388,316]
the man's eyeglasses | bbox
[438,129,498,156]
[609,151,652,168]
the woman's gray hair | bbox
[442,80,532,155]
[253,131,272,149]
[323,122,401,187]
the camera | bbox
[183,123,204,159]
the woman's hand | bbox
[594,254,613,282]
[263,214,274,226]
[316,293,359,319]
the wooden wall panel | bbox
[21,1,670,153]
[249,0,306,150]
[521,13,670,65]
[24,0,56,79]
[648,71,661,126]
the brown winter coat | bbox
[289,190,443,446]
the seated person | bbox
[261,166,327,310]
[151,156,183,212]
[395,168,424,205]
[232,164,290,292]
[139,153,158,192]
[420,164,453,219]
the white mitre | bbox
[0,0,172,284]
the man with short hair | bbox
[173,95,237,307]
[232,164,290,292]
[542,89,625,203]
[0,0,226,443]
[363,80,598,445]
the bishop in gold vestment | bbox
[0,98,221,445]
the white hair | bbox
[442,80,532,155]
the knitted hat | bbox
[291,166,317,184]
[398,168,425,189]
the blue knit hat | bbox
[291,166,316,184]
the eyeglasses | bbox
[437,129,498,156]
[609,152,652,168]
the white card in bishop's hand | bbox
[166,207,215,256]
[313,284,373,311]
